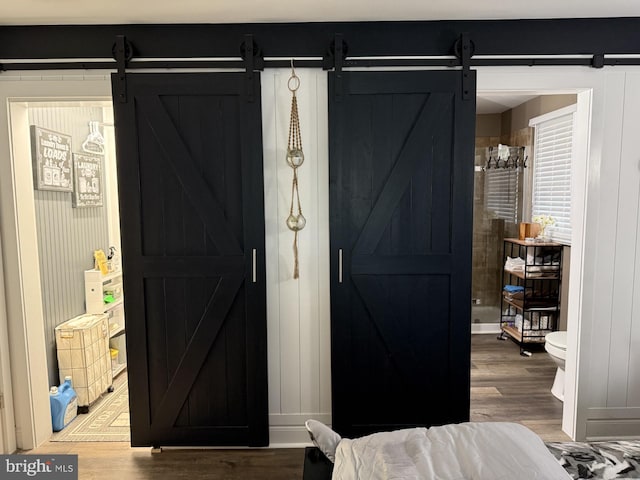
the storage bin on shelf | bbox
[55,313,113,409]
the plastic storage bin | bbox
[50,377,78,431]
[55,313,113,408]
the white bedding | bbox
[331,422,571,480]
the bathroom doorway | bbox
[470,89,579,441]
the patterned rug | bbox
[546,441,640,479]
[51,373,130,442]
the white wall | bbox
[262,66,640,443]
[260,66,640,443]
[3,67,640,448]
[261,69,332,445]
[0,234,15,453]
[581,71,640,439]
[102,107,121,254]
[479,67,640,441]
[28,103,112,387]
[0,70,332,448]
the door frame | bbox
[0,236,13,453]
[476,66,598,440]
[0,71,115,449]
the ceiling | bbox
[476,93,539,114]
[1,0,640,25]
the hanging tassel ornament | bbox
[285,61,306,279]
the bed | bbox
[303,420,572,480]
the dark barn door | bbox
[112,73,268,447]
[329,71,476,437]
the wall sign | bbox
[72,153,103,207]
[30,125,73,192]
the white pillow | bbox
[305,419,342,463]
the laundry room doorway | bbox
[0,73,131,449]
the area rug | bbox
[51,374,130,442]
[546,441,640,479]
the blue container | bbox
[50,378,78,432]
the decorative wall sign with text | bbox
[72,153,103,207]
[30,125,73,192]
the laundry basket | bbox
[55,313,113,409]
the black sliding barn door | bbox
[329,71,476,437]
[112,73,268,447]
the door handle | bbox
[252,249,257,283]
[338,249,343,284]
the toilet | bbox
[545,331,567,401]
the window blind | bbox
[531,109,575,245]
[485,166,519,223]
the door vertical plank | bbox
[112,74,152,446]
[240,75,269,446]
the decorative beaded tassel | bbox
[285,62,305,279]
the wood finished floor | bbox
[471,333,569,442]
[28,334,567,479]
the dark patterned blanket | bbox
[546,441,640,479]
[303,442,640,480]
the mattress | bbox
[331,422,571,480]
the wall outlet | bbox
[472,298,482,305]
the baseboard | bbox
[269,413,332,448]
[586,407,640,440]
[471,323,501,334]
[269,426,315,447]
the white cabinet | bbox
[84,269,127,377]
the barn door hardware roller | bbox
[591,53,605,68]
[323,34,348,101]
[454,33,474,101]
[322,34,348,70]
[240,34,264,103]
[112,35,134,104]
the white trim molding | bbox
[586,407,640,440]
[471,323,501,335]
[529,103,577,126]
[268,413,332,447]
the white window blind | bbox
[485,166,519,223]
[530,106,575,245]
